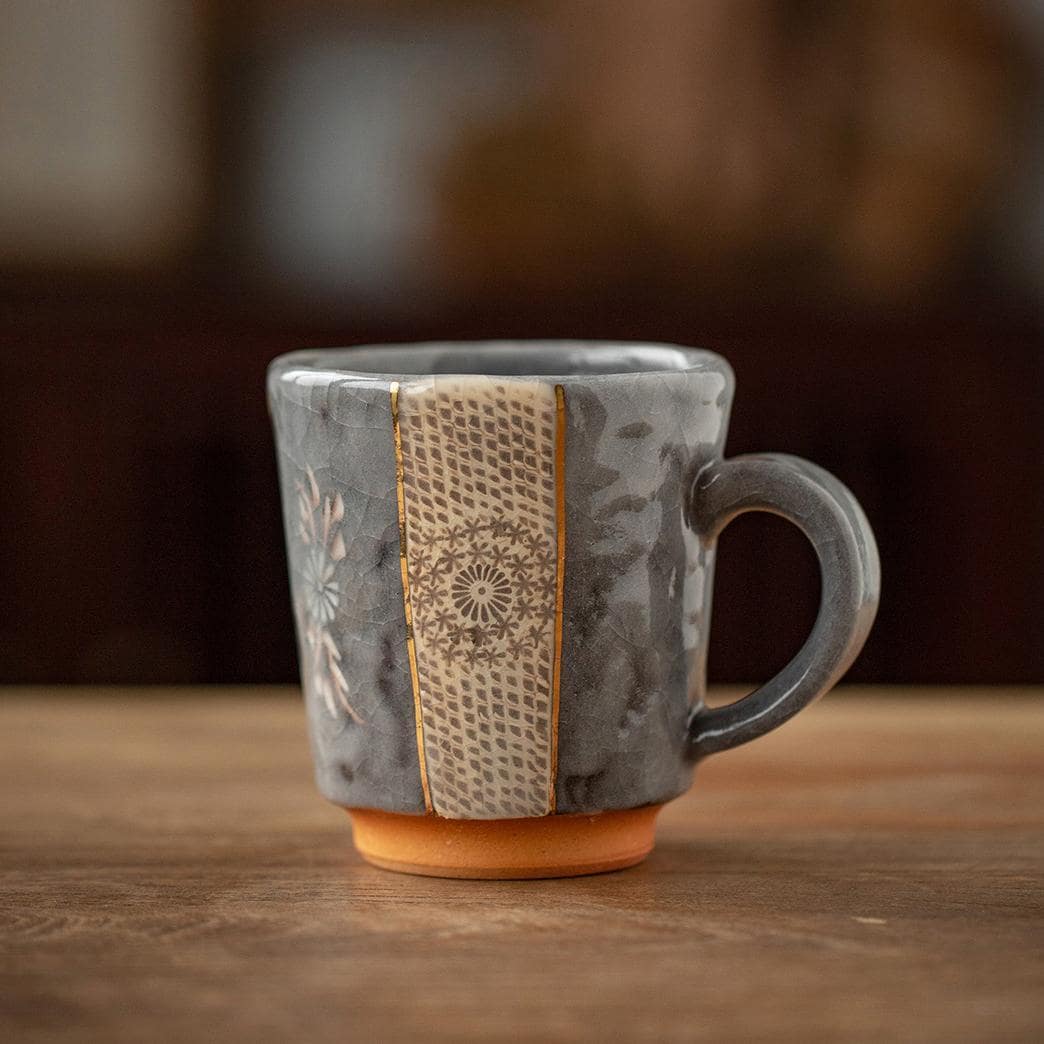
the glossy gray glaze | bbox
[268,342,879,818]
[554,373,728,812]
[686,454,880,757]
[268,372,425,813]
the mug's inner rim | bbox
[276,342,720,379]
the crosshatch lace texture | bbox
[397,377,559,818]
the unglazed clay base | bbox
[348,805,663,879]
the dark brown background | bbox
[2,1,1042,685]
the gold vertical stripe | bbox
[548,383,567,812]
[390,381,433,813]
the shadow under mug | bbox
[268,342,879,877]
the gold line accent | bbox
[548,383,567,812]
[391,381,433,813]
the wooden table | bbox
[2,688,1042,1042]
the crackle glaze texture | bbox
[269,372,425,813]
[555,373,727,811]
[268,342,878,821]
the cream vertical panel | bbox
[397,377,559,819]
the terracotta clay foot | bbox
[347,805,663,879]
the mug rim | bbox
[269,340,733,384]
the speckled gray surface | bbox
[268,369,425,813]
[268,342,878,819]
[553,371,729,812]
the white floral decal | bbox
[295,466,361,722]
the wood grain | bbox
[1,687,1042,1043]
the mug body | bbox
[268,342,733,875]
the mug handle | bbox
[686,454,880,758]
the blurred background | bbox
[1,0,1042,687]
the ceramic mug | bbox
[268,342,879,877]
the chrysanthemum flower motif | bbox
[302,546,338,624]
[295,466,361,722]
[450,562,512,623]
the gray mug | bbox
[268,342,879,877]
